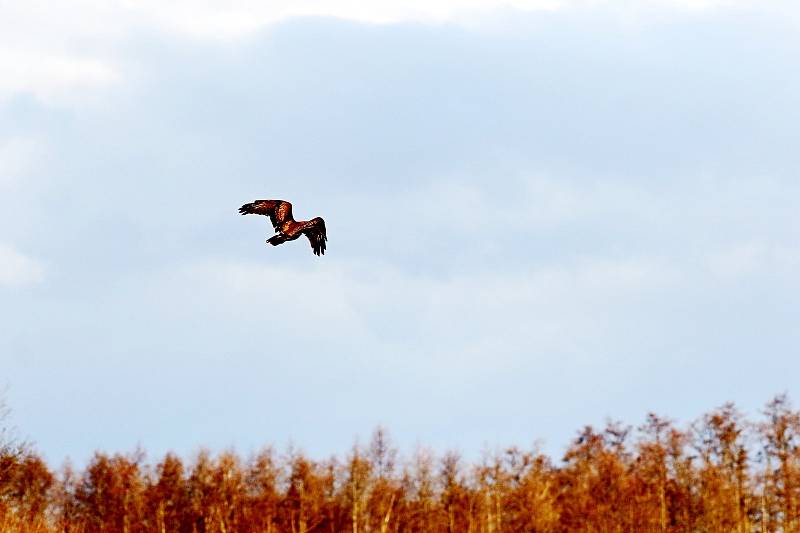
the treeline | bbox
[2,395,800,532]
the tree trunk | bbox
[379,493,395,533]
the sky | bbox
[1,0,799,466]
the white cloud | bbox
[0,49,119,105]
[0,244,45,287]
[0,0,123,104]
[108,0,800,41]
[190,260,369,336]
[0,0,793,104]
[414,175,649,233]
[129,0,564,38]
[0,137,41,189]
[705,243,800,281]
[175,254,679,372]
[655,0,756,9]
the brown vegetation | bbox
[2,395,800,532]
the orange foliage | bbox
[3,397,800,532]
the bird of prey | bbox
[239,199,327,256]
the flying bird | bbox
[239,199,327,256]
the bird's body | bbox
[239,199,327,256]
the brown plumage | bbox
[239,199,327,256]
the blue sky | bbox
[1,0,799,465]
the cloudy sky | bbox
[2,0,799,465]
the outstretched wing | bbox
[301,217,327,256]
[238,200,294,230]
